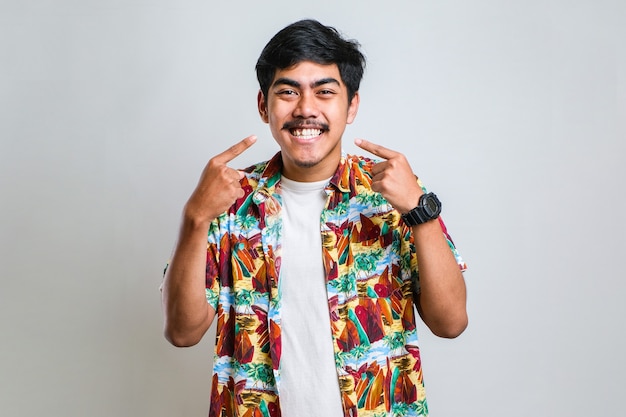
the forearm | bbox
[412,220,467,338]
[162,214,215,347]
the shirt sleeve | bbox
[438,217,467,272]
[416,177,467,272]
[205,219,223,310]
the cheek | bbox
[330,106,351,124]
[267,105,289,124]
[267,116,286,139]
[268,114,282,128]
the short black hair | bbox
[255,19,366,103]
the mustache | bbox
[282,119,329,131]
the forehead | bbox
[271,61,344,87]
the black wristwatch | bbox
[401,192,442,226]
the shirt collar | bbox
[258,151,353,194]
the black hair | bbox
[255,19,366,103]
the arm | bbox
[162,215,216,347]
[410,219,467,338]
[354,138,468,338]
[161,135,257,347]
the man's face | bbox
[258,61,360,182]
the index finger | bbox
[354,138,398,160]
[213,135,257,164]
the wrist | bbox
[398,192,423,215]
[401,192,442,226]
[182,204,215,231]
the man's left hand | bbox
[355,138,423,214]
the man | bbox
[162,19,467,417]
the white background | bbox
[1,1,625,416]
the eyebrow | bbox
[272,77,341,89]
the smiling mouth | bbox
[283,120,329,139]
[290,128,323,139]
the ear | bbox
[346,91,360,124]
[257,90,269,123]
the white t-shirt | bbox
[278,176,343,417]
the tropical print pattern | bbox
[204,152,466,417]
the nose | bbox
[293,91,320,119]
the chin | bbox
[294,159,321,169]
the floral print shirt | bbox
[204,152,466,417]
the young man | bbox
[162,19,467,417]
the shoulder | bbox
[240,152,282,187]
[241,160,270,181]
[346,153,378,172]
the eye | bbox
[277,89,298,96]
[317,88,337,98]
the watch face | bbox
[423,194,441,216]
[424,197,437,214]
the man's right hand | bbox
[184,135,257,225]
[162,135,257,347]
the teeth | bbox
[292,128,322,139]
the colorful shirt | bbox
[205,152,466,417]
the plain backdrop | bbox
[1,1,625,416]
